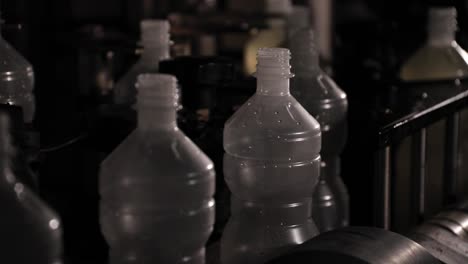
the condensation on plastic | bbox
[221,48,321,264]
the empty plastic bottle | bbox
[0,110,62,264]
[0,17,35,123]
[113,20,170,106]
[289,29,349,231]
[221,48,321,264]
[100,74,215,264]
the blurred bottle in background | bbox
[221,48,321,263]
[113,20,171,107]
[100,74,215,264]
[0,109,62,264]
[290,27,349,231]
[0,14,35,124]
[400,7,468,85]
[398,6,468,223]
[243,0,293,75]
[0,104,38,191]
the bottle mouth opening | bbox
[140,20,170,32]
[254,48,294,79]
[140,20,170,45]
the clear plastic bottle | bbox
[0,19,35,123]
[0,110,62,264]
[100,74,215,264]
[221,48,321,264]
[113,20,170,106]
[289,29,349,231]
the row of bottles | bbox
[2,2,468,264]
[0,11,64,264]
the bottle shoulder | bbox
[101,129,214,179]
[0,175,62,246]
[225,94,321,134]
[400,43,468,81]
[291,73,348,108]
[0,38,34,86]
[223,94,322,159]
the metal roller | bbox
[267,227,441,264]
[409,225,468,264]
[407,202,468,263]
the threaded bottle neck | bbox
[287,6,310,39]
[137,74,178,131]
[140,20,171,62]
[254,48,294,96]
[290,29,321,76]
[427,7,457,46]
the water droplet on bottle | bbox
[288,165,292,168]
[288,157,292,161]
[278,120,282,123]
[296,122,301,125]
[274,111,279,115]
[253,111,257,115]
[247,102,251,106]
[277,136,281,139]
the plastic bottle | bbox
[400,7,468,83]
[289,29,349,231]
[100,74,215,264]
[0,17,35,123]
[113,20,170,106]
[0,110,62,264]
[221,48,321,264]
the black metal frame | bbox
[374,90,468,230]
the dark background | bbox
[2,0,468,263]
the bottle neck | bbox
[137,107,177,131]
[290,29,322,77]
[320,156,341,181]
[140,45,170,64]
[254,48,293,96]
[428,29,456,47]
[256,78,290,96]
